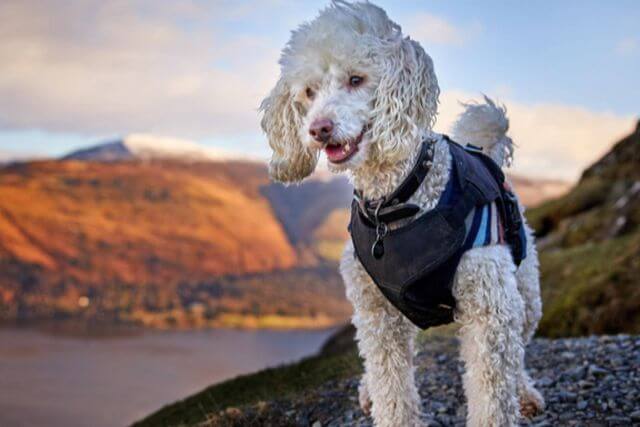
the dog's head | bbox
[260,0,440,183]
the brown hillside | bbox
[0,159,306,322]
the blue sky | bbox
[390,1,639,114]
[0,0,637,180]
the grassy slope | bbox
[536,230,640,337]
[132,348,362,427]
[527,121,640,337]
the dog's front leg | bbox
[340,242,423,427]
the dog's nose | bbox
[309,118,334,142]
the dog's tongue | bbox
[325,142,358,163]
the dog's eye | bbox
[349,75,364,87]
[305,87,315,99]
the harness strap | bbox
[354,138,436,223]
[382,140,436,205]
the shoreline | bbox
[0,316,347,338]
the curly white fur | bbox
[260,2,544,426]
[452,96,514,168]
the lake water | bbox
[0,327,336,427]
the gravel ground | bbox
[205,335,640,427]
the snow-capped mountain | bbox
[62,134,235,162]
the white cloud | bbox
[435,91,636,181]
[405,13,481,46]
[0,0,281,143]
[615,37,638,57]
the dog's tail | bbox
[451,96,513,168]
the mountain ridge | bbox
[62,134,239,162]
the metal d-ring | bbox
[371,199,388,259]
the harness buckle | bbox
[371,198,388,259]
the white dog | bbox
[260,2,545,426]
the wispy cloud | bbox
[0,0,280,141]
[405,13,482,47]
[435,91,636,181]
[615,37,639,57]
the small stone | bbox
[424,416,442,427]
[537,377,554,387]
[312,421,322,427]
[588,364,608,377]
[610,356,624,367]
[576,400,588,410]
[630,410,640,421]
[558,391,578,402]
[605,415,631,424]
[532,414,547,422]
[563,366,586,381]
[558,412,574,421]
[577,380,595,389]
[435,415,452,425]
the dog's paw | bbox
[519,386,545,419]
[358,381,372,416]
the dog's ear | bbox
[369,38,440,162]
[259,77,318,184]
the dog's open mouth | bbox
[324,128,365,164]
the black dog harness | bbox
[349,136,527,329]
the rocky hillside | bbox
[134,332,640,426]
[526,119,640,337]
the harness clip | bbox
[371,202,388,259]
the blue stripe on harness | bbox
[476,205,489,247]
[438,154,504,253]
